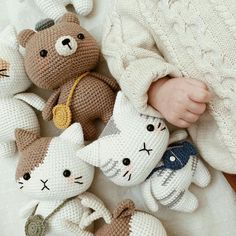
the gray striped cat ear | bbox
[100,117,120,138]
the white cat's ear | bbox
[60,123,84,146]
[0,25,19,50]
[169,130,188,145]
[77,141,101,167]
[113,92,137,130]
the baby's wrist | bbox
[148,77,168,109]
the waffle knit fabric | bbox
[142,141,211,213]
[15,123,111,235]
[35,0,94,20]
[18,12,119,140]
[102,0,236,174]
[77,91,170,187]
[0,25,45,158]
[95,200,167,236]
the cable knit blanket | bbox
[0,0,236,235]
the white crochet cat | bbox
[141,142,211,213]
[34,0,93,20]
[78,92,211,213]
[15,123,111,236]
[0,25,45,158]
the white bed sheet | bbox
[0,0,236,235]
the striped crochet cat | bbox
[142,141,211,212]
[77,92,211,213]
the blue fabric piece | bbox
[146,141,198,179]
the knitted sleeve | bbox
[102,0,181,116]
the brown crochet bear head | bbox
[18,12,100,90]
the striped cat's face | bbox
[78,92,170,186]
[0,26,31,97]
[16,124,94,201]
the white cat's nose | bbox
[55,36,78,56]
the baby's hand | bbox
[148,78,211,128]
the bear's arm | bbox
[90,72,120,92]
[42,88,61,121]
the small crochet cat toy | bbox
[78,92,211,213]
[95,200,167,236]
[15,123,111,236]
[18,12,119,140]
[141,141,211,213]
[0,25,45,158]
[35,0,93,20]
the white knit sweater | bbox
[102,0,236,174]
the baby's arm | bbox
[103,1,210,127]
[102,0,181,117]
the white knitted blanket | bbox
[0,0,236,236]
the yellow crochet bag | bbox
[53,72,89,129]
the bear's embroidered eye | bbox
[147,124,155,132]
[40,49,48,58]
[122,158,131,166]
[63,170,71,178]
[77,33,85,40]
[23,173,31,181]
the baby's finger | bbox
[186,79,208,90]
[187,101,206,115]
[181,111,199,123]
[189,88,211,103]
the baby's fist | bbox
[148,78,211,128]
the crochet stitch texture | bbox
[35,0,94,20]
[0,25,45,158]
[102,0,236,174]
[78,92,211,213]
[95,200,167,236]
[15,123,111,235]
[18,13,119,140]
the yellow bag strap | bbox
[66,71,90,107]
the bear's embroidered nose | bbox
[62,38,71,46]
[55,36,78,56]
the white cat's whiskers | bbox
[74,176,83,184]
[18,182,24,189]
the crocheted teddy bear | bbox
[0,25,45,158]
[15,123,111,236]
[95,200,167,236]
[35,0,93,20]
[18,12,119,141]
[77,92,211,213]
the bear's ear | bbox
[15,129,40,152]
[113,200,136,219]
[59,12,80,25]
[17,29,36,48]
